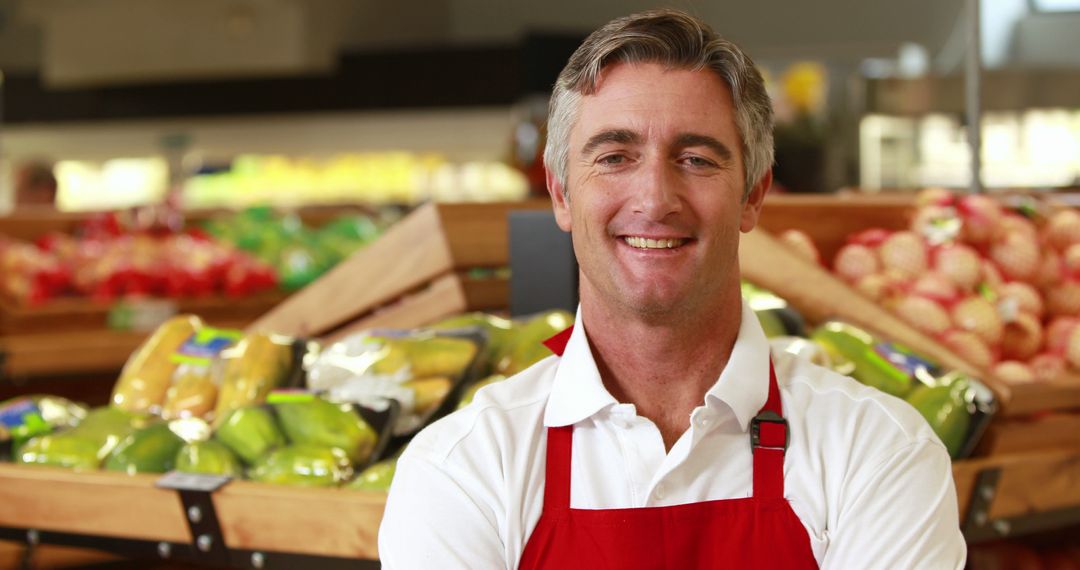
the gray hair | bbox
[544,9,774,199]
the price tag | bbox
[156,471,232,493]
[108,299,179,332]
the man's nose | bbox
[632,159,683,219]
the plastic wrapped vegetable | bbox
[17,433,102,470]
[112,315,202,413]
[104,422,186,475]
[175,440,243,476]
[0,395,87,451]
[306,331,480,434]
[249,444,353,487]
[214,406,286,464]
[348,457,398,491]
[273,396,377,465]
[161,327,243,420]
[212,332,294,425]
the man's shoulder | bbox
[776,351,941,448]
[403,355,559,465]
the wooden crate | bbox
[249,200,550,339]
[752,194,1080,420]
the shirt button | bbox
[654,483,667,500]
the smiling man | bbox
[380,10,965,569]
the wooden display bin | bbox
[249,200,550,341]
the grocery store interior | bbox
[2,0,1080,568]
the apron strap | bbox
[751,359,788,500]
[543,426,574,511]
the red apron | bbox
[519,328,818,569]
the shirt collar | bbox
[543,300,772,431]
[704,300,771,432]
[544,305,619,427]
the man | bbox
[13,160,58,210]
[381,9,965,569]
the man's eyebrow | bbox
[580,129,643,157]
[674,133,734,163]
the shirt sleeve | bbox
[378,450,507,570]
[821,438,966,570]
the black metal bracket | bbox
[962,466,1002,541]
[962,466,1080,544]
[176,487,231,566]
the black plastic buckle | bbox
[750,410,789,450]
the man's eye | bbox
[598,154,626,165]
[684,156,715,168]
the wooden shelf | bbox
[0,464,384,561]
[1,448,1077,561]
[0,292,288,379]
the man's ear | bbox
[740,169,771,233]
[546,167,573,232]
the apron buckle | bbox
[750,410,789,451]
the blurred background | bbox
[1,0,1078,213]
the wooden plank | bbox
[1,291,287,336]
[739,228,1016,407]
[980,414,1080,454]
[461,274,510,311]
[1004,375,1080,418]
[248,203,455,337]
[0,541,121,569]
[0,464,190,543]
[953,448,1080,521]
[0,330,148,377]
[320,274,468,343]
[757,193,913,262]
[214,481,385,558]
[439,200,551,268]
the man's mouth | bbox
[623,236,688,249]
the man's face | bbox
[548,62,769,320]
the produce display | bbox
[4,307,575,491]
[1,220,276,306]
[745,283,992,459]
[779,189,1080,385]
[202,208,385,291]
[0,207,387,306]
[4,193,1080,565]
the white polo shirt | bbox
[379,302,966,569]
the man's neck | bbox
[581,290,743,451]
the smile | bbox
[623,236,687,249]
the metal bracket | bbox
[176,487,230,565]
[962,467,1080,544]
[962,466,1001,541]
[157,471,233,566]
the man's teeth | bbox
[624,236,685,249]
